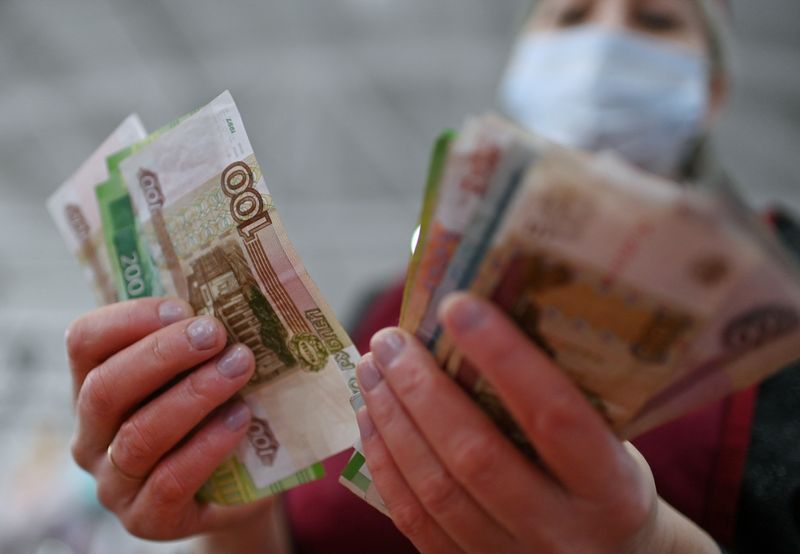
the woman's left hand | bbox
[355,293,718,554]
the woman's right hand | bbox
[65,297,281,544]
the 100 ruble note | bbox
[117,91,359,504]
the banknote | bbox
[400,130,456,323]
[399,117,508,334]
[416,124,542,352]
[340,122,523,506]
[340,119,800,517]
[622,192,800,437]
[95,113,197,301]
[341,130,575,514]
[339,439,389,517]
[47,115,147,304]
[117,91,359,504]
[438,150,799,435]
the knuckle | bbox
[122,505,185,541]
[182,371,219,411]
[149,463,191,507]
[364,442,392,476]
[367,391,398,427]
[416,470,461,515]
[65,317,89,363]
[609,486,653,532]
[450,435,497,482]
[392,361,429,398]
[391,503,430,539]
[70,434,92,472]
[121,518,146,540]
[123,300,145,329]
[115,419,158,472]
[491,343,525,375]
[530,389,576,439]
[95,480,118,513]
[123,506,193,541]
[121,512,159,540]
[148,333,171,365]
[78,369,114,419]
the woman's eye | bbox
[557,6,590,27]
[635,10,682,32]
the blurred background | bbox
[0,0,797,551]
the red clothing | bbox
[286,279,753,552]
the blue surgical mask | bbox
[498,26,710,178]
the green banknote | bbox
[95,118,191,300]
[400,130,456,322]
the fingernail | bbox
[217,345,251,379]
[158,299,193,326]
[442,294,486,333]
[357,356,382,392]
[357,407,375,440]
[186,317,220,350]
[371,329,405,368]
[223,401,251,431]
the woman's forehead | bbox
[525,0,714,59]
[529,0,708,40]
[536,0,700,14]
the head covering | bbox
[696,0,734,76]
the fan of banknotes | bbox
[48,93,800,516]
[340,114,800,515]
[48,92,362,505]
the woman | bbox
[65,0,800,552]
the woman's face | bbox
[521,0,727,128]
[527,0,710,56]
[500,0,729,177]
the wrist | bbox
[196,497,291,554]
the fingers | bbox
[357,354,519,554]
[357,408,464,554]
[367,328,563,541]
[106,345,255,482]
[439,293,641,501]
[66,298,194,399]
[119,400,253,540]
[73,315,228,467]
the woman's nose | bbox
[589,0,631,31]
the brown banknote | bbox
[119,92,359,503]
[433,146,800,441]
